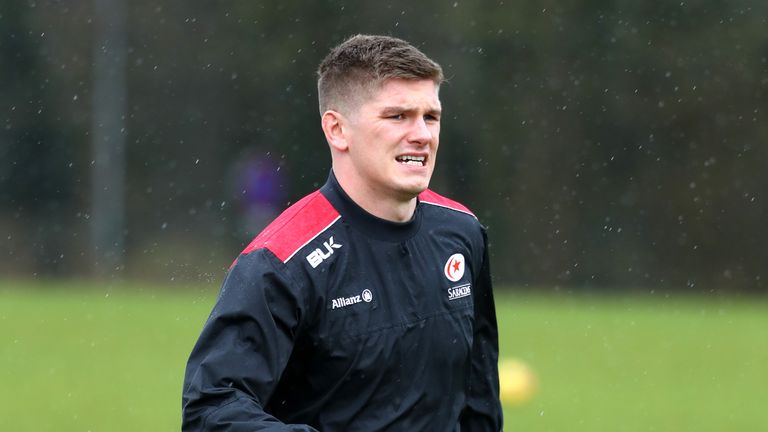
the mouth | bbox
[395,154,427,167]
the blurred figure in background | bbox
[230,150,286,238]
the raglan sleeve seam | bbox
[262,247,315,334]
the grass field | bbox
[2,280,767,431]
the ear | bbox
[321,110,349,152]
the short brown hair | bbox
[317,34,444,114]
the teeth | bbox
[396,155,426,166]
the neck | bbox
[332,170,417,223]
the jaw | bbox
[390,158,434,195]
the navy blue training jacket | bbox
[182,172,502,431]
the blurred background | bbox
[1,0,767,430]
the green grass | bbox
[0,280,214,432]
[499,293,768,431]
[1,280,767,431]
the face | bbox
[342,78,441,201]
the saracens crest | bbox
[444,253,465,282]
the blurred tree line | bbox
[1,0,766,292]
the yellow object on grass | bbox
[498,358,537,406]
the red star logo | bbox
[445,253,465,282]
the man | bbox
[182,34,502,431]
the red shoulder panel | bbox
[418,189,476,218]
[239,191,340,263]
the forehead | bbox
[365,78,441,110]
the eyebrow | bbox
[380,106,442,116]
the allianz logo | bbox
[331,289,373,309]
[306,236,342,268]
[448,283,471,300]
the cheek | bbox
[354,142,386,168]
[430,124,440,139]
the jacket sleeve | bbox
[460,228,504,431]
[182,249,318,431]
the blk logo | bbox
[444,253,465,282]
[306,236,342,268]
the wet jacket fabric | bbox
[182,173,502,431]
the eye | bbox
[388,113,405,120]
[424,114,440,122]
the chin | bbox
[396,179,430,197]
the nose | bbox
[407,117,433,145]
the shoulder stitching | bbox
[418,189,477,219]
[239,191,341,263]
[282,214,341,263]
